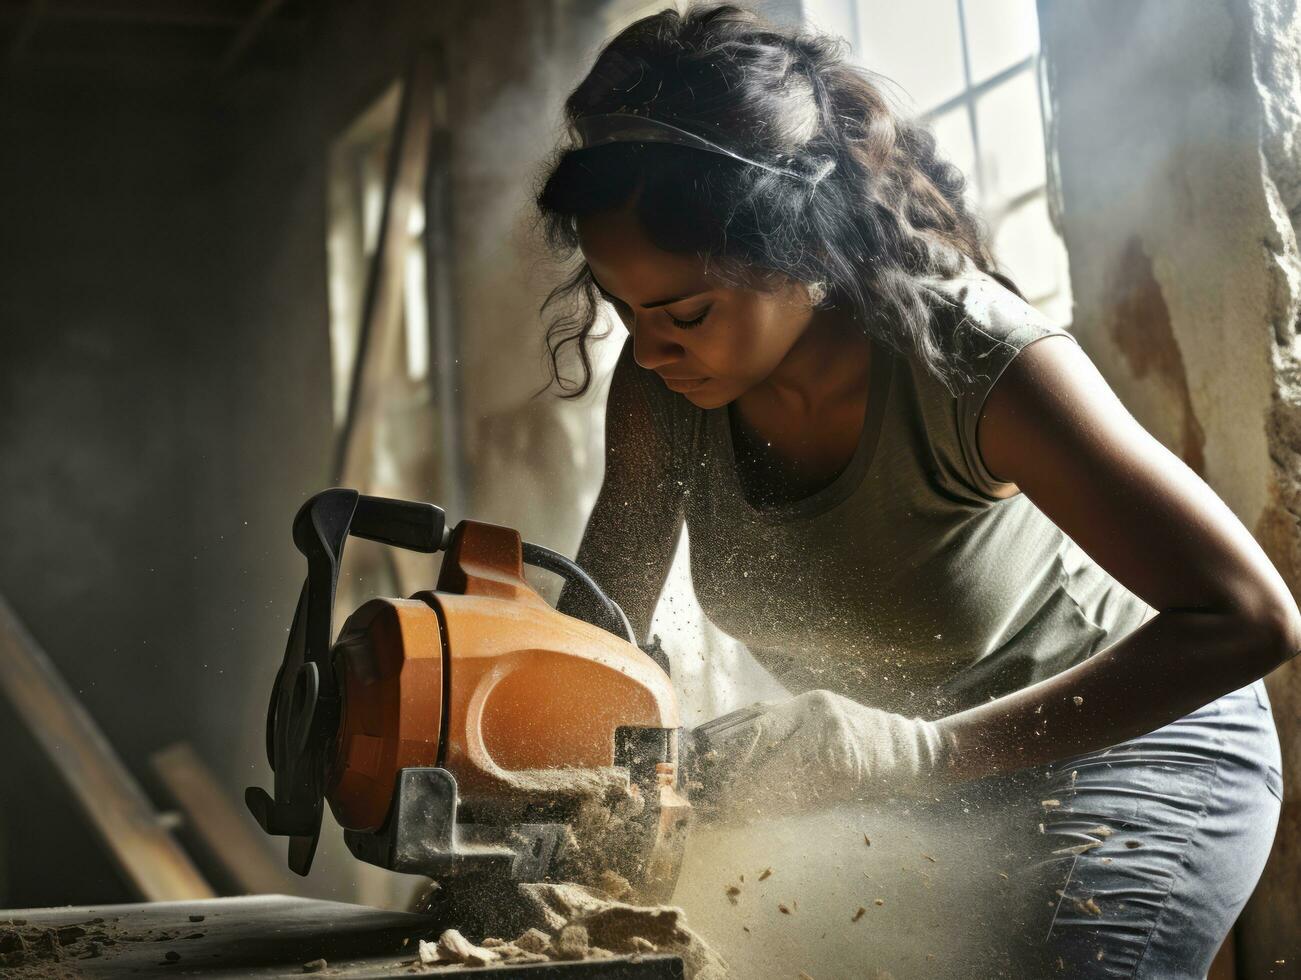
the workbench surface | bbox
[0,894,685,978]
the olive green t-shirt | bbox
[612,265,1156,720]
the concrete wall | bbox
[1038,2,1301,975]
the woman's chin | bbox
[681,386,732,409]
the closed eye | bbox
[668,308,710,330]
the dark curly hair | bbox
[535,1,1012,397]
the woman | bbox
[537,4,1293,976]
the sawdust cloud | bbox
[669,787,1051,979]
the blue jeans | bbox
[984,680,1284,978]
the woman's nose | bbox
[631,317,685,372]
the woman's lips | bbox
[660,375,708,393]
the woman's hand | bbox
[687,690,956,822]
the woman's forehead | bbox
[577,207,712,304]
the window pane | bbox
[974,70,1045,205]
[962,0,1039,83]
[854,0,965,113]
[992,195,1072,325]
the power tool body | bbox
[246,489,691,904]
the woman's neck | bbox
[749,306,873,417]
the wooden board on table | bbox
[2,895,685,978]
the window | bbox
[325,83,433,429]
[324,75,456,608]
[805,0,1071,324]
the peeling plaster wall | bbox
[1039,1,1301,973]
[1040,2,1276,522]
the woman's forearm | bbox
[936,608,1295,782]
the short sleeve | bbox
[937,273,1083,500]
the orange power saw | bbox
[245,489,691,902]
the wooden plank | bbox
[334,47,440,489]
[4,895,684,977]
[0,592,213,902]
[151,742,301,897]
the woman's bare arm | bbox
[938,334,1301,780]
[557,340,686,643]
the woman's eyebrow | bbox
[590,271,710,309]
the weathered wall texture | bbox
[0,0,617,909]
[1039,1,1301,974]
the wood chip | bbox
[513,929,551,955]
[418,940,439,966]
[852,907,866,922]
[555,924,590,961]
[799,972,815,980]
[1076,897,1102,917]
[921,853,936,862]
[998,872,1009,880]
[759,867,773,881]
[778,904,792,915]
[863,833,871,846]
[598,870,633,901]
[1086,825,1114,837]
[425,929,500,967]
[874,898,885,907]
[1041,799,1061,808]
